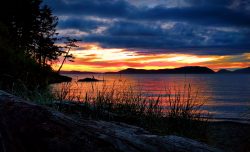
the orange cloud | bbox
[53,43,250,72]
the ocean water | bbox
[52,74,250,121]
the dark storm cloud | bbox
[139,6,250,27]
[84,35,250,55]
[44,0,134,18]
[58,18,106,32]
[45,0,250,27]
[84,21,250,55]
[43,0,250,55]
[187,0,233,6]
[106,21,165,36]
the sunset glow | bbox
[46,0,250,72]
[53,43,250,72]
[2,1,250,150]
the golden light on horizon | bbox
[53,64,125,72]
[53,43,250,72]
[167,55,222,63]
[245,53,250,60]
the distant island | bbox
[61,66,250,75]
[217,67,250,74]
[106,66,215,74]
[233,67,250,74]
[217,69,232,74]
[60,71,101,74]
[78,77,104,82]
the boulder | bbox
[0,90,222,152]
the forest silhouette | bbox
[0,0,72,90]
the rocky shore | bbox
[0,90,223,152]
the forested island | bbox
[61,66,250,74]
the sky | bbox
[44,0,250,72]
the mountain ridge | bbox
[106,66,215,74]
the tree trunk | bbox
[57,47,71,73]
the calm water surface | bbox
[52,74,250,121]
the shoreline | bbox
[207,117,250,124]
[1,90,249,152]
[195,114,250,124]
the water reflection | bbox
[51,74,250,120]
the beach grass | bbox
[51,81,209,141]
[3,80,249,151]
[4,79,209,140]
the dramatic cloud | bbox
[44,0,250,71]
[52,43,250,72]
[46,0,250,27]
[83,21,250,55]
[58,17,107,32]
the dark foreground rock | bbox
[0,90,221,152]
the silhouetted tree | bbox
[57,38,80,73]
[0,0,61,89]
[35,5,60,67]
[1,0,60,67]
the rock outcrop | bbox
[0,90,222,152]
[78,77,103,82]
